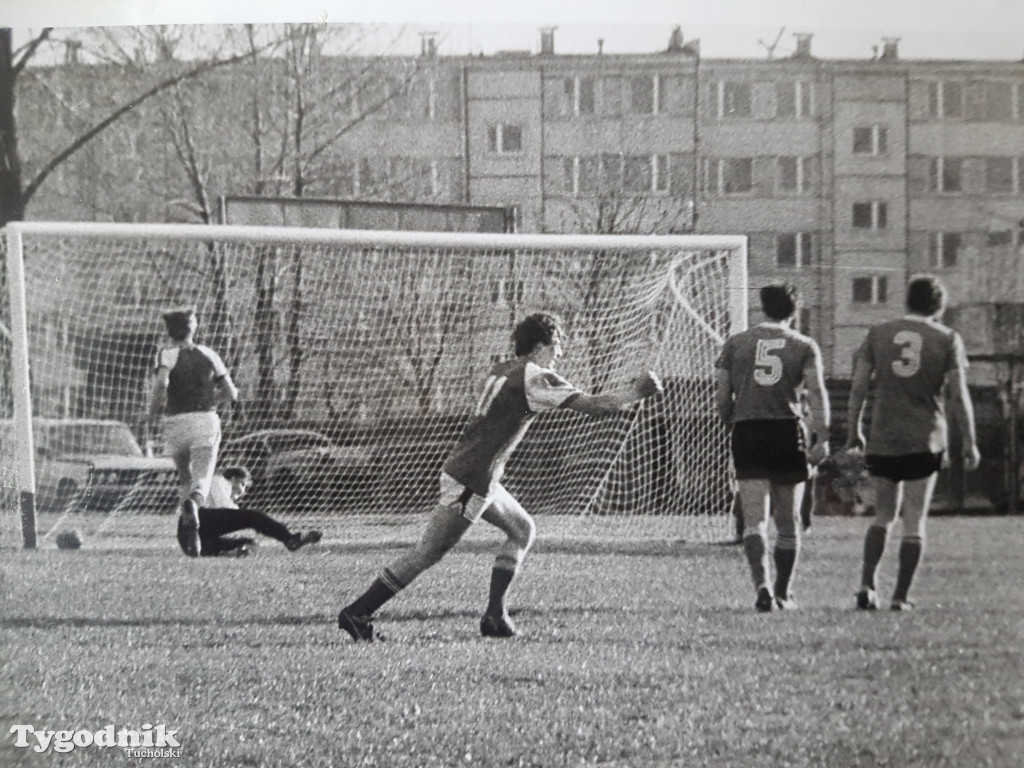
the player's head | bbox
[905,275,947,317]
[162,307,198,341]
[222,466,252,500]
[759,284,798,322]
[513,313,563,358]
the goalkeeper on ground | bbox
[715,284,830,613]
[337,312,662,641]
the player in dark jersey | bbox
[715,284,830,612]
[149,308,238,557]
[337,312,662,641]
[847,275,980,611]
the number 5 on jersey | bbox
[754,338,786,386]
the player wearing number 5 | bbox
[847,275,980,611]
[337,312,663,641]
[715,284,831,612]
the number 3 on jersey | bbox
[891,330,922,377]
[754,338,786,386]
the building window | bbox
[776,232,813,268]
[776,80,813,118]
[564,76,595,115]
[929,157,963,192]
[853,126,888,155]
[718,81,752,118]
[796,307,812,334]
[928,81,964,119]
[852,276,888,304]
[623,154,653,193]
[708,158,753,194]
[929,232,961,268]
[984,81,1014,121]
[852,201,887,229]
[777,156,814,194]
[488,124,522,154]
[985,157,1023,193]
[567,154,669,196]
[987,230,1013,247]
[630,75,664,114]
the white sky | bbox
[3,0,1024,61]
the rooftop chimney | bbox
[420,32,438,59]
[667,26,684,53]
[880,37,900,60]
[64,39,81,65]
[539,27,556,56]
[792,33,813,59]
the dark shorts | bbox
[731,419,809,485]
[866,452,943,482]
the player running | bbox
[715,284,830,612]
[847,275,980,611]
[337,312,662,641]
[149,307,238,557]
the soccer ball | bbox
[55,529,83,550]
[820,448,868,503]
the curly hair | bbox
[906,275,947,316]
[512,313,562,357]
[759,284,798,321]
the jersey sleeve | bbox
[155,347,178,372]
[199,346,230,379]
[524,363,582,412]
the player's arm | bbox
[802,349,831,464]
[945,351,980,472]
[213,372,239,406]
[713,368,734,423]
[147,358,169,421]
[562,372,663,417]
[846,345,872,451]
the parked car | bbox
[0,419,178,512]
[218,429,377,512]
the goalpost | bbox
[1,222,747,550]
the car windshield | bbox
[39,423,143,457]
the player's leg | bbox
[737,478,773,611]
[479,484,536,636]
[890,471,939,609]
[770,480,804,609]
[339,476,475,641]
[163,416,202,557]
[856,472,900,609]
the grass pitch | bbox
[2,515,1023,767]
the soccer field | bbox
[2,515,1022,767]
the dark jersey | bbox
[443,358,581,496]
[858,316,966,455]
[156,345,230,415]
[716,323,821,422]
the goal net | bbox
[1,222,746,550]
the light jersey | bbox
[206,475,238,509]
[859,315,966,456]
[716,322,821,423]
[443,358,582,496]
[155,345,229,415]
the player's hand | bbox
[634,371,663,399]
[808,440,829,466]
[963,443,981,472]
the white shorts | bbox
[163,411,221,503]
[438,473,494,523]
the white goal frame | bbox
[3,221,747,550]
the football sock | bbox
[773,541,799,598]
[485,566,516,617]
[347,568,404,617]
[742,533,769,591]
[893,536,923,602]
[860,524,888,591]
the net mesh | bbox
[1,225,745,549]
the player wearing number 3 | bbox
[337,313,663,641]
[847,275,980,611]
[715,284,831,612]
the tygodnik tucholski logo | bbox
[10,723,182,757]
